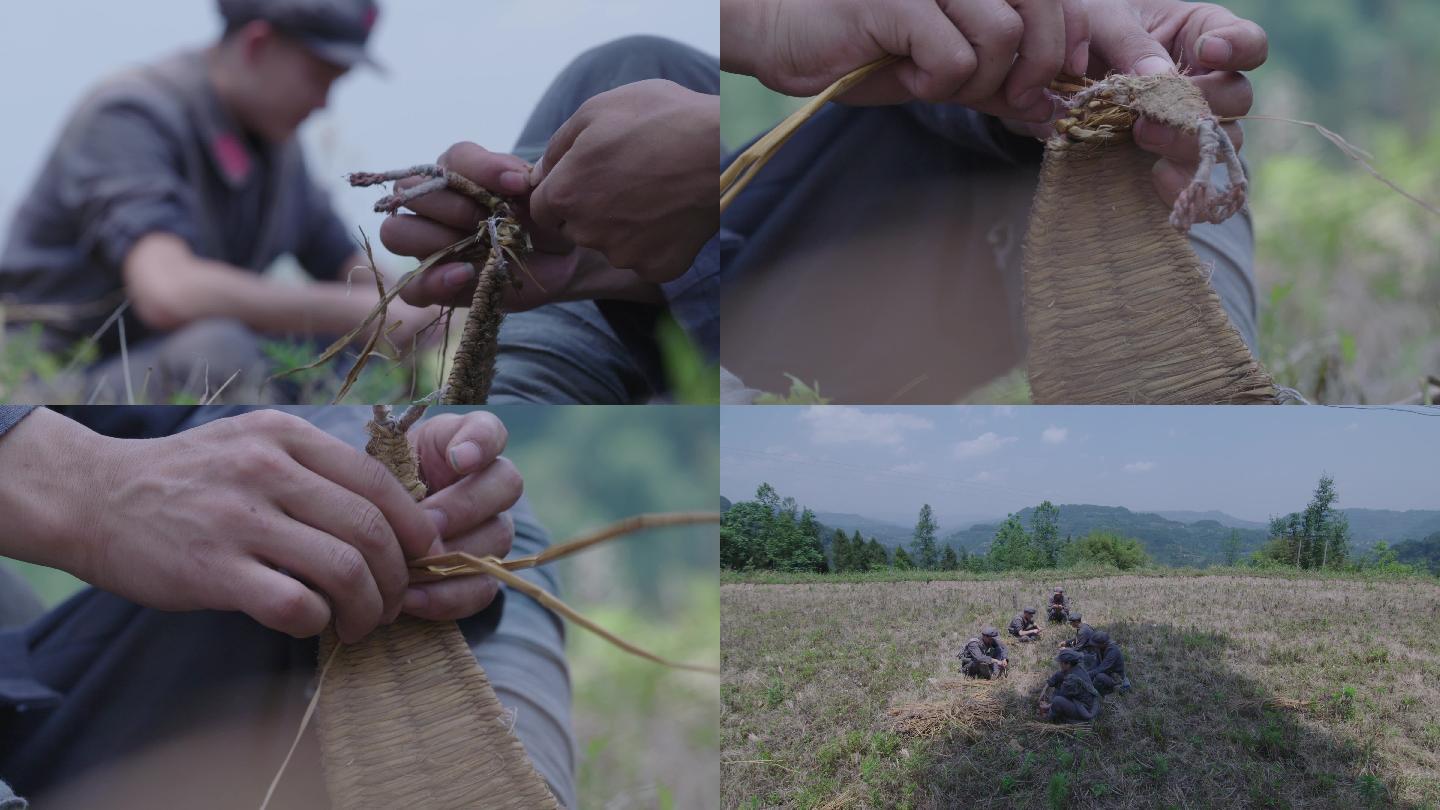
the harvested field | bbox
[721,572,1440,808]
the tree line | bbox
[720,484,1151,573]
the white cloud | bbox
[1345,422,1360,432]
[1041,426,1068,444]
[801,406,934,448]
[995,406,1017,418]
[887,462,927,475]
[954,432,1018,459]
[1123,461,1156,473]
[966,470,996,483]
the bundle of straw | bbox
[887,687,1004,739]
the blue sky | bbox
[0,1,715,268]
[721,406,1440,527]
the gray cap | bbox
[1067,612,1082,622]
[219,0,385,71]
[1054,588,1064,592]
[981,627,999,638]
[1023,607,1036,615]
[1057,650,1082,664]
[1092,631,1110,645]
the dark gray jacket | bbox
[0,50,353,355]
[1088,644,1126,679]
[1047,666,1100,710]
[1007,613,1038,637]
[960,636,1007,666]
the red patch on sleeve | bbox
[212,133,252,184]
[363,6,379,31]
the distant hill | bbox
[940,505,1268,567]
[1155,510,1267,530]
[721,495,733,512]
[1341,509,1440,544]
[812,512,915,547]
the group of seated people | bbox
[956,588,1131,724]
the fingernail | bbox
[1198,36,1232,67]
[425,508,447,537]
[443,263,475,289]
[499,171,529,194]
[1068,41,1090,77]
[449,440,482,473]
[1134,56,1174,76]
[403,588,428,614]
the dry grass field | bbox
[721,572,1440,809]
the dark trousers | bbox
[1047,606,1067,622]
[963,659,1002,679]
[719,101,1258,403]
[1092,672,1123,694]
[1048,695,1098,724]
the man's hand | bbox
[1091,0,1266,207]
[528,79,719,282]
[402,410,522,621]
[379,143,665,311]
[1007,0,1267,206]
[2,410,522,644]
[722,0,1088,119]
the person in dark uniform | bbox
[1087,631,1131,694]
[1047,588,1067,622]
[959,627,1009,679]
[1008,606,1041,642]
[1039,649,1101,724]
[1060,611,1099,668]
[0,0,440,404]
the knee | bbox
[159,318,263,370]
[565,35,715,91]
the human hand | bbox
[73,411,441,644]
[402,410,522,621]
[528,79,719,282]
[1007,0,1266,205]
[379,143,664,311]
[723,0,1087,119]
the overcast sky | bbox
[722,406,1440,527]
[0,0,716,264]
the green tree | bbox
[720,500,774,570]
[755,482,780,512]
[829,528,851,572]
[893,546,915,570]
[1031,501,1063,567]
[911,504,940,569]
[798,509,828,573]
[940,545,959,570]
[1223,529,1243,567]
[988,514,1034,571]
[1325,510,1351,569]
[866,538,889,569]
[1071,531,1150,570]
[768,509,824,572]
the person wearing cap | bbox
[1007,606,1041,642]
[1039,649,1101,724]
[374,37,720,404]
[959,627,1009,679]
[0,0,437,403]
[1086,631,1131,695]
[1047,588,1067,622]
[1060,611,1098,668]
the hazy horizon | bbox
[722,406,1440,527]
